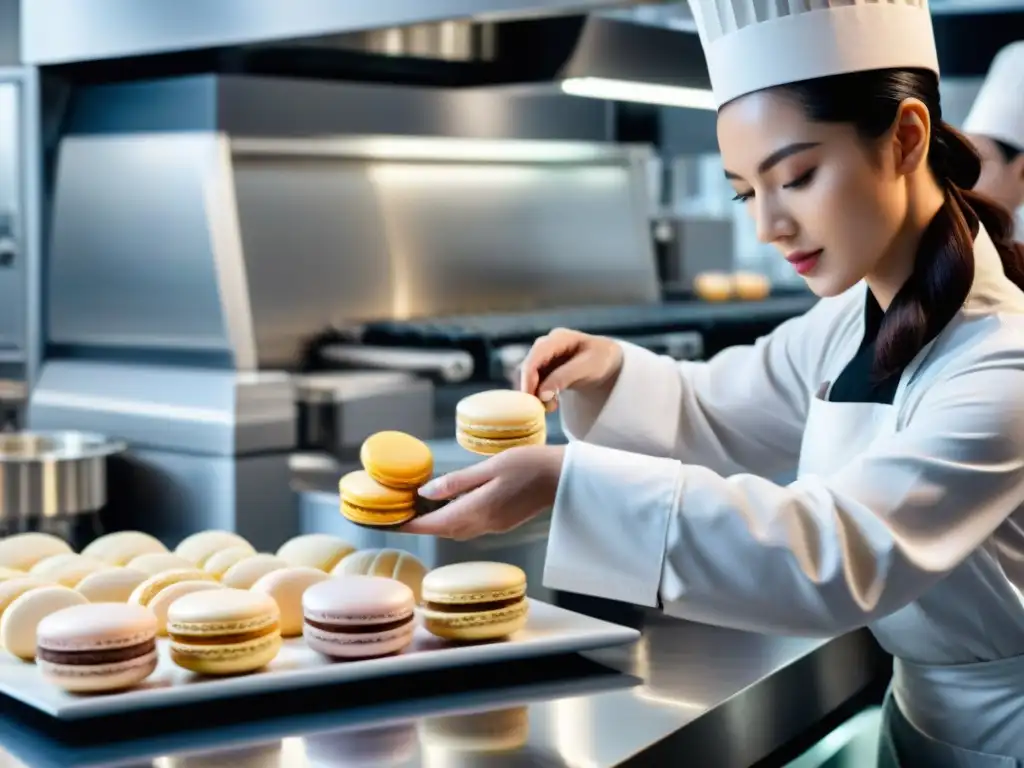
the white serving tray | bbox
[0,599,639,720]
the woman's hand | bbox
[401,446,566,540]
[518,329,624,411]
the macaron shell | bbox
[455,427,546,455]
[0,577,49,620]
[127,552,194,576]
[39,651,158,693]
[339,471,416,510]
[170,632,282,676]
[174,531,255,568]
[29,554,106,588]
[129,569,217,607]
[455,390,546,437]
[0,567,29,582]
[421,599,528,642]
[81,531,167,566]
[1,586,88,660]
[360,431,434,489]
[250,567,330,637]
[203,546,258,579]
[220,554,289,589]
[303,575,416,627]
[303,618,414,659]
[340,501,416,528]
[0,533,72,571]
[75,567,149,603]
[37,602,157,650]
[145,580,225,636]
[166,588,279,634]
[275,534,356,572]
[421,562,527,605]
[331,549,427,603]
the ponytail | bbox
[774,68,1024,382]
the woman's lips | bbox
[786,249,822,276]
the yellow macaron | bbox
[167,589,282,676]
[420,562,529,642]
[338,470,417,528]
[360,431,434,490]
[455,390,546,456]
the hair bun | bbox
[934,124,982,190]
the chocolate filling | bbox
[425,597,524,614]
[38,639,156,666]
[169,624,278,646]
[306,614,414,634]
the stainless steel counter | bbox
[0,609,886,767]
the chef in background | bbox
[964,41,1024,237]
[406,0,1024,765]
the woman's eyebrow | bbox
[724,142,821,180]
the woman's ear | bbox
[891,98,931,176]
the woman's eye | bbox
[783,168,817,190]
[732,190,754,202]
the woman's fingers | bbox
[519,329,580,397]
[418,460,496,500]
[401,484,494,539]
[535,353,595,406]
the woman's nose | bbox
[754,196,796,245]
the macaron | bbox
[302,576,416,659]
[167,589,282,675]
[0,532,72,571]
[732,271,771,301]
[0,567,29,582]
[220,554,288,590]
[694,271,734,302]
[275,534,356,573]
[175,530,255,568]
[250,567,330,637]
[419,706,530,753]
[203,546,257,580]
[147,579,225,636]
[36,603,158,693]
[0,577,49,621]
[360,431,434,490]
[29,554,106,588]
[75,567,149,603]
[420,562,528,641]
[1,585,88,660]
[455,390,546,455]
[332,548,428,604]
[338,471,417,528]
[81,531,167,566]
[127,552,194,577]
[129,568,217,608]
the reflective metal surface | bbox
[0,613,885,767]
[0,430,124,520]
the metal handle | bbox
[319,345,474,384]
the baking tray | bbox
[0,599,639,720]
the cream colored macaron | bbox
[220,554,288,590]
[1,585,88,660]
[332,548,428,604]
[0,577,49,622]
[75,567,150,603]
[0,567,27,583]
[127,552,194,576]
[203,546,257,580]
[29,554,106,588]
[129,568,218,608]
[251,566,330,637]
[81,531,167,566]
[147,579,225,636]
[0,533,72,571]
[276,534,355,573]
[175,531,255,568]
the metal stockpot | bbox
[0,431,125,523]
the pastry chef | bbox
[964,41,1024,239]
[404,0,1024,764]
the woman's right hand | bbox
[518,328,624,411]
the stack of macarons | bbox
[338,430,434,528]
[454,390,547,456]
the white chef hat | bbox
[687,0,940,108]
[963,42,1024,154]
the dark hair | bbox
[773,69,1024,381]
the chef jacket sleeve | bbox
[545,346,1024,636]
[558,296,840,478]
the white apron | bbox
[797,375,1024,767]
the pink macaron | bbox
[302,576,415,659]
[36,603,158,693]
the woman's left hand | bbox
[400,445,566,540]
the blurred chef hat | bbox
[687,0,940,108]
[963,42,1024,153]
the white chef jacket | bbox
[544,226,1024,667]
